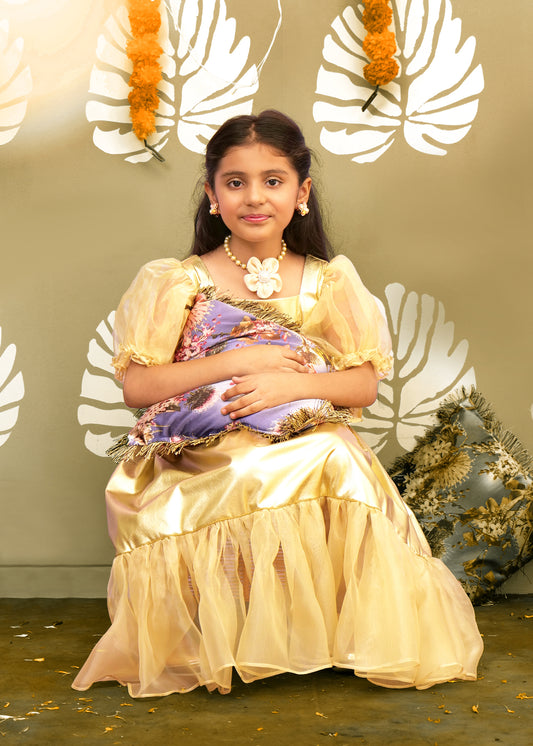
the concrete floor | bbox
[1,596,532,745]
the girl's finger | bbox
[221,378,251,400]
[221,389,253,409]
[284,348,305,364]
[222,395,262,418]
[285,359,309,373]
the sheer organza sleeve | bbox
[112,258,198,382]
[300,255,393,379]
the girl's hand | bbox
[220,372,305,418]
[229,344,310,375]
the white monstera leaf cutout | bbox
[0,326,25,448]
[77,312,136,457]
[0,20,32,147]
[357,283,475,454]
[87,0,280,161]
[314,0,484,162]
[170,0,262,152]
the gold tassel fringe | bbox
[107,402,353,463]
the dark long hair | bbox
[192,110,332,260]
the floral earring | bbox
[297,202,309,216]
[209,202,220,216]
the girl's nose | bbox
[245,182,265,205]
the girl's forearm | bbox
[290,362,378,409]
[123,344,309,408]
[123,352,240,408]
[221,362,379,419]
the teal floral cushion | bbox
[389,387,533,604]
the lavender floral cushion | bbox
[389,387,533,603]
[111,294,350,461]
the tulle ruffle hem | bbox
[72,498,482,697]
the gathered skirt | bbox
[72,424,483,697]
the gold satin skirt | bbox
[72,424,483,697]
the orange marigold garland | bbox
[126,0,164,161]
[361,0,399,111]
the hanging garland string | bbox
[361,0,399,111]
[126,0,165,161]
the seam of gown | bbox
[112,494,432,561]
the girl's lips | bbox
[242,214,270,223]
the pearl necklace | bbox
[223,235,287,299]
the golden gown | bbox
[73,254,483,697]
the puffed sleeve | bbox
[300,255,393,379]
[112,258,198,382]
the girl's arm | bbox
[123,344,310,408]
[220,362,378,418]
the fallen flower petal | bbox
[472,705,480,714]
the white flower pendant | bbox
[244,257,283,299]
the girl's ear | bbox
[296,177,312,207]
[204,182,216,204]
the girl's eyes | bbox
[226,177,282,188]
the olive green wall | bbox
[1,0,531,596]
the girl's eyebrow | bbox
[220,169,290,178]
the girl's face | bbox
[205,141,311,251]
